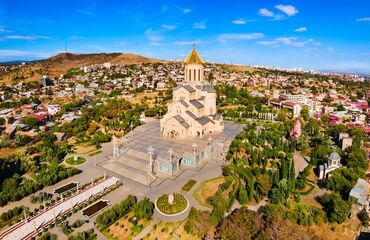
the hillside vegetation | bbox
[0,52,159,84]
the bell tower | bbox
[184,45,204,85]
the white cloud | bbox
[257,40,278,46]
[174,40,201,46]
[259,8,274,17]
[327,47,335,52]
[275,4,298,16]
[145,28,162,46]
[0,49,53,59]
[259,5,298,20]
[145,28,161,42]
[294,27,307,32]
[276,37,305,47]
[218,33,264,42]
[116,41,128,46]
[258,8,284,20]
[183,8,191,14]
[4,35,50,40]
[161,24,176,30]
[149,42,162,46]
[161,5,168,12]
[232,19,246,25]
[69,35,83,40]
[193,20,207,29]
[356,17,370,22]
[76,9,93,16]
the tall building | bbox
[160,48,224,138]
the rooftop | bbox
[184,48,204,65]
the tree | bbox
[22,116,39,128]
[237,187,248,204]
[319,193,350,224]
[2,177,18,191]
[269,179,289,205]
[133,197,154,220]
[300,106,309,121]
[336,104,346,111]
[324,167,362,196]
[216,206,260,240]
[358,209,370,227]
[322,95,332,104]
[345,146,368,170]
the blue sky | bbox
[0,0,369,73]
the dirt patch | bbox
[193,177,225,207]
[104,212,151,240]
[221,64,256,73]
[74,145,96,154]
[143,221,199,240]
[0,147,24,158]
[306,211,361,240]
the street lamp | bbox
[168,148,174,175]
[147,146,155,173]
[208,136,213,155]
[192,143,197,164]
[168,148,173,163]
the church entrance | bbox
[168,130,179,139]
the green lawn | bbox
[156,193,188,215]
[181,179,197,192]
[65,156,86,166]
[88,150,103,156]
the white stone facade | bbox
[160,49,224,139]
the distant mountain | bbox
[0,60,29,65]
[0,52,160,84]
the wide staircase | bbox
[101,149,151,186]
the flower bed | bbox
[82,200,110,217]
[155,193,188,215]
[54,182,78,195]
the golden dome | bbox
[184,48,204,65]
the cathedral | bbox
[160,48,224,139]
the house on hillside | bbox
[349,178,370,207]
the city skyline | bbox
[0,0,369,73]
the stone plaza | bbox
[99,118,243,188]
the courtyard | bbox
[99,119,243,187]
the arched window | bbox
[194,69,196,81]
[198,69,200,81]
[189,69,191,81]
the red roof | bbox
[28,114,48,121]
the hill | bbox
[0,52,159,84]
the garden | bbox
[96,196,154,239]
[155,193,189,215]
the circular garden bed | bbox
[155,193,189,215]
[65,156,86,166]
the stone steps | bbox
[118,153,148,170]
[101,162,148,186]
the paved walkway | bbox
[0,176,120,240]
[294,151,309,177]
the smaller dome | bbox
[328,152,340,161]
